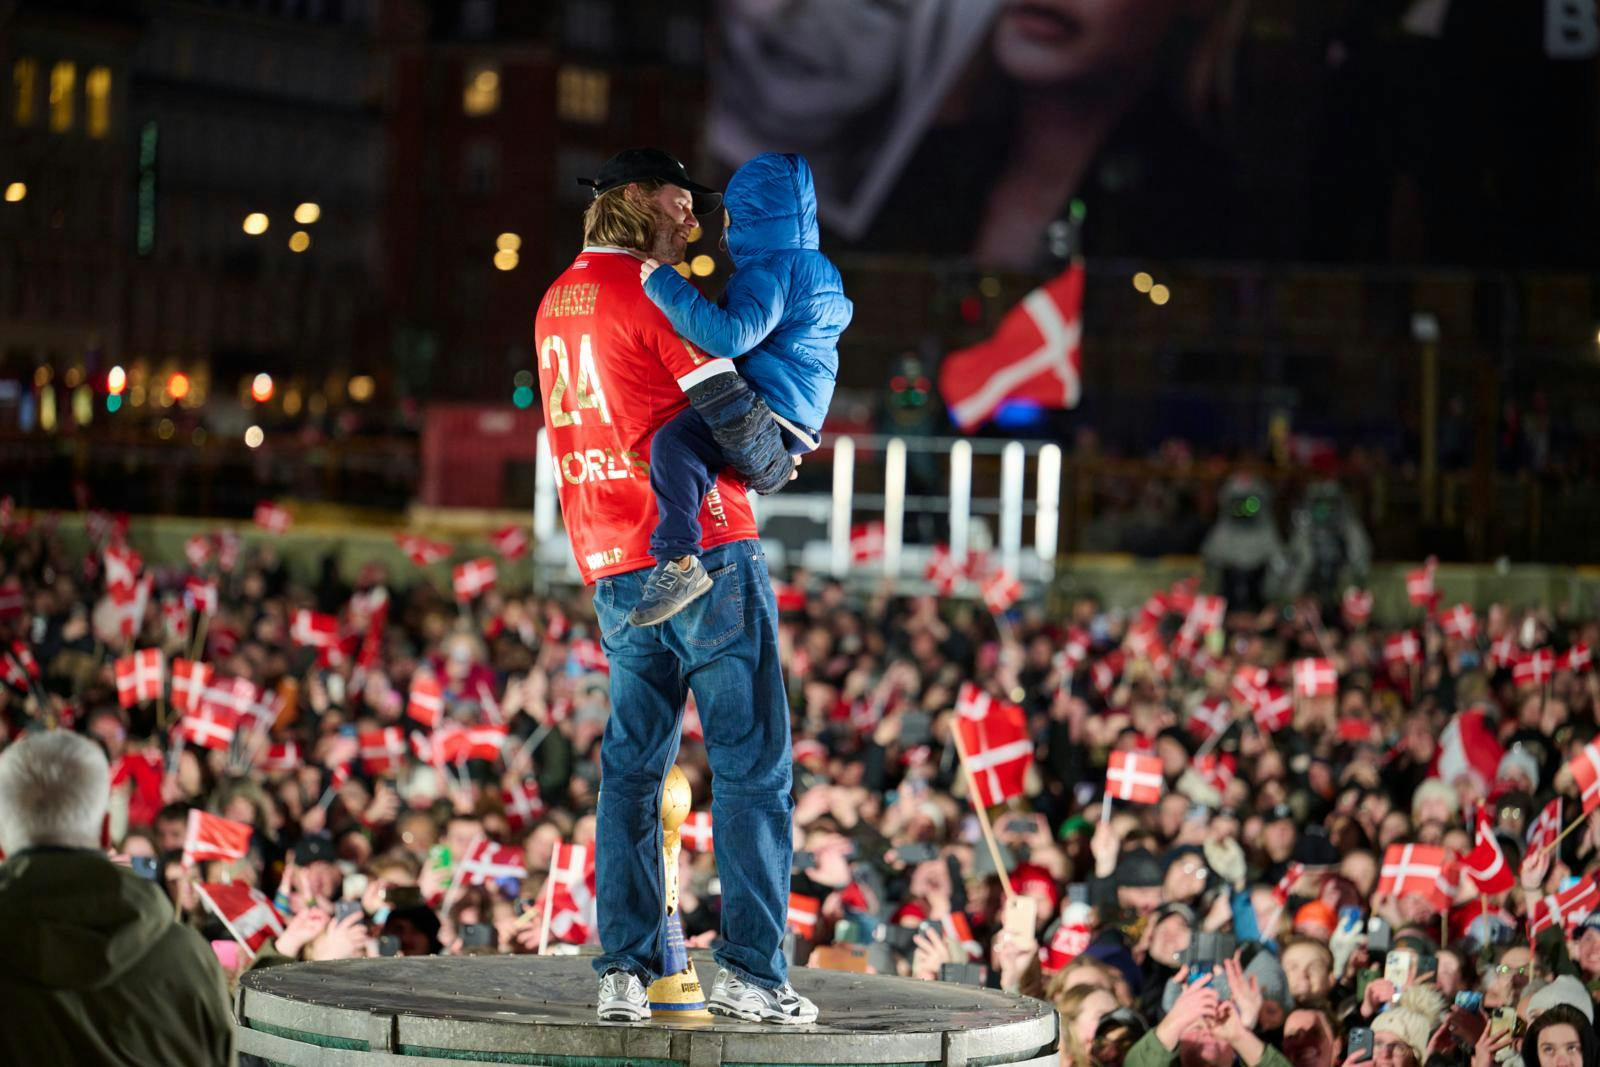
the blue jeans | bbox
[649,406,817,563]
[590,538,793,989]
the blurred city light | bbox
[1133,272,1154,293]
[496,232,521,252]
[251,373,274,403]
[512,385,534,409]
[294,202,321,224]
[242,212,268,235]
[4,182,25,203]
[157,419,174,440]
[289,230,311,252]
[1150,284,1171,306]
[244,425,264,448]
[687,225,702,243]
[107,365,126,394]
[690,254,714,277]
[167,372,190,400]
[979,276,1001,298]
[348,375,375,402]
[104,394,120,413]
[493,249,518,271]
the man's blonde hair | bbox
[581,181,663,251]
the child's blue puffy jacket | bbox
[644,152,852,432]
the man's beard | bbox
[646,207,691,264]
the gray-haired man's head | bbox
[0,730,110,854]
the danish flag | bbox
[1488,634,1518,670]
[452,557,497,601]
[258,740,302,773]
[1193,753,1236,794]
[1257,688,1295,731]
[940,262,1083,431]
[1105,751,1164,804]
[490,524,530,559]
[1090,652,1125,695]
[924,544,966,595]
[170,659,212,715]
[1188,698,1233,741]
[2,642,38,692]
[502,782,546,832]
[395,533,452,566]
[982,569,1023,614]
[1406,558,1437,607]
[1384,631,1422,668]
[358,727,408,776]
[1531,873,1600,936]
[176,705,238,751]
[183,809,253,865]
[202,677,259,722]
[253,501,292,534]
[114,648,164,708]
[447,724,508,764]
[787,892,821,939]
[196,882,283,956]
[104,542,142,601]
[1378,843,1450,909]
[680,811,714,852]
[407,673,444,727]
[1514,649,1556,689]
[161,597,190,642]
[184,578,218,616]
[1184,594,1226,635]
[1231,666,1269,709]
[455,837,526,887]
[850,521,885,564]
[1567,744,1600,815]
[1342,587,1373,627]
[1438,604,1478,640]
[1561,644,1593,675]
[291,610,338,649]
[111,575,152,639]
[954,683,1032,807]
[1273,862,1306,906]
[1527,798,1563,854]
[1058,628,1091,674]
[184,534,213,569]
[1463,807,1515,894]
[550,843,589,887]
[1291,658,1337,699]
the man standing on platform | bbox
[535,148,816,1025]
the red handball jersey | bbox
[534,246,758,585]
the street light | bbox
[242,212,268,235]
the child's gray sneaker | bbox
[628,557,713,627]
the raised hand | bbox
[640,258,661,284]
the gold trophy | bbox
[648,765,711,1017]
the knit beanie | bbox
[1371,986,1447,1061]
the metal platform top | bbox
[237,955,1057,1067]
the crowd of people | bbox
[3,504,1600,1067]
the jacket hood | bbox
[724,152,819,263]
[0,849,178,990]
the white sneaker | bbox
[597,969,651,1022]
[707,967,818,1025]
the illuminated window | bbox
[49,61,75,133]
[13,58,37,126]
[557,66,608,124]
[86,67,110,138]
[463,63,500,116]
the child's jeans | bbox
[648,399,817,564]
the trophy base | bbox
[648,957,711,1016]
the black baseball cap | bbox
[578,148,722,216]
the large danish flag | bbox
[1514,649,1556,689]
[954,683,1031,807]
[1378,843,1450,909]
[407,672,444,727]
[170,658,213,715]
[1463,807,1515,894]
[1105,751,1164,805]
[1438,603,1478,640]
[456,837,527,887]
[1527,798,1564,854]
[1293,658,1338,698]
[114,648,164,708]
[202,677,259,722]
[550,843,589,887]
[183,809,253,865]
[196,882,283,956]
[358,727,408,776]
[1566,743,1600,815]
[176,705,238,751]
[502,781,546,832]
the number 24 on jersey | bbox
[539,333,610,427]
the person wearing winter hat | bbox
[1528,974,1595,1025]
[1498,746,1542,795]
[1412,778,1461,829]
[1245,946,1294,1032]
[1371,985,1448,1067]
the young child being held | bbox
[629,152,852,625]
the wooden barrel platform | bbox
[235,953,1058,1067]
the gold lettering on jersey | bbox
[554,448,647,485]
[541,283,599,319]
[678,336,708,367]
[705,485,728,528]
[586,547,624,570]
